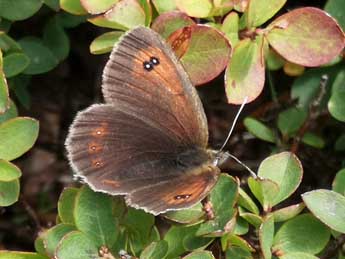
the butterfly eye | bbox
[150,57,159,65]
[143,61,153,71]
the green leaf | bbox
[60,0,87,15]
[43,17,70,61]
[246,0,286,27]
[3,52,30,78]
[272,213,330,255]
[175,0,212,18]
[74,186,118,247]
[80,0,118,14]
[238,188,259,215]
[151,11,195,39]
[226,246,253,259]
[0,178,19,206]
[258,152,303,206]
[266,48,285,71]
[43,0,60,11]
[0,159,21,181]
[0,0,43,21]
[42,224,76,257]
[169,25,231,86]
[335,134,345,151]
[301,132,325,149]
[240,212,263,228]
[182,251,215,259]
[89,0,146,30]
[333,169,345,195]
[140,240,168,259]
[196,174,238,236]
[277,107,307,137]
[267,7,345,67]
[324,0,345,30]
[55,231,98,259]
[271,203,305,222]
[19,37,58,75]
[0,117,39,161]
[0,99,17,123]
[244,117,276,143]
[225,36,265,104]
[0,33,21,52]
[164,202,205,224]
[90,31,123,55]
[0,251,49,259]
[279,253,318,259]
[221,12,239,46]
[56,12,86,28]
[248,177,279,212]
[152,0,176,14]
[259,216,274,259]
[302,189,345,234]
[224,234,255,252]
[8,75,32,109]
[328,69,345,122]
[234,217,249,235]
[58,187,79,224]
[0,55,9,114]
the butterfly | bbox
[65,26,229,215]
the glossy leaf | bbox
[164,202,205,224]
[225,246,253,259]
[266,48,285,71]
[277,107,307,137]
[0,159,21,181]
[0,251,48,259]
[43,0,60,11]
[240,212,263,228]
[55,231,98,259]
[3,52,30,78]
[258,152,303,206]
[221,12,239,46]
[267,7,345,67]
[60,0,87,15]
[324,0,345,30]
[140,240,168,259]
[43,17,70,62]
[182,251,215,259]
[80,0,118,14]
[246,0,286,27]
[0,117,39,161]
[90,31,123,54]
[0,0,43,21]
[74,186,118,247]
[196,174,238,236]
[0,178,19,206]
[175,0,213,18]
[238,187,259,215]
[301,132,325,149]
[328,69,345,122]
[19,37,58,75]
[0,49,9,114]
[244,117,276,143]
[169,25,230,86]
[58,187,79,224]
[0,33,21,52]
[333,169,345,195]
[225,36,265,104]
[271,203,305,222]
[0,100,17,124]
[152,0,176,14]
[8,74,31,109]
[248,177,279,211]
[302,190,345,234]
[283,62,305,76]
[279,253,318,259]
[152,11,195,39]
[259,216,274,259]
[272,213,330,254]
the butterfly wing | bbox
[66,27,217,214]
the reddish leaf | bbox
[225,36,265,104]
[168,25,231,86]
[151,11,195,39]
[175,0,213,18]
[267,7,345,67]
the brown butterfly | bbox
[65,26,230,215]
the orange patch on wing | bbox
[88,141,103,153]
[91,158,104,168]
[102,179,121,187]
[92,122,109,137]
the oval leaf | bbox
[302,189,345,234]
[60,0,87,15]
[244,117,276,143]
[0,251,48,259]
[0,117,39,161]
[80,0,118,14]
[258,152,303,206]
[328,69,345,122]
[333,169,345,195]
[0,179,19,206]
[259,215,274,259]
[267,7,345,67]
[168,25,231,86]
[90,31,123,55]
[279,253,318,259]
[0,100,17,124]
[271,203,305,222]
[176,0,213,18]
[246,0,286,27]
[58,187,79,225]
[140,240,168,259]
[225,36,265,104]
[0,159,21,181]
[43,224,76,257]
[152,0,176,14]
[182,251,215,259]
[0,0,43,21]
[3,52,30,78]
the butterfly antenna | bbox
[219,96,248,152]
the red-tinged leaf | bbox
[211,0,233,17]
[80,0,118,14]
[267,7,345,67]
[168,25,231,86]
[175,0,213,18]
[152,11,195,39]
[221,12,239,46]
[88,0,145,30]
[225,36,265,104]
[167,26,192,59]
